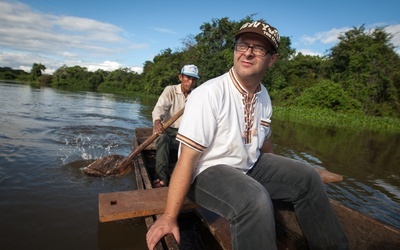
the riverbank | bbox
[273,106,400,133]
[4,81,400,133]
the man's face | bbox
[179,74,197,94]
[233,33,278,81]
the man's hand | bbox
[147,144,199,249]
[146,213,180,250]
[153,120,165,134]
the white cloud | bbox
[0,1,146,74]
[0,50,58,73]
[151,27,177,35]
[0,50,143,74]
[19,65,32,73]
[297,49,322,57]
[300,27,351,46]
[385,24,400,54]
[298,24,400,56]
[130,67,143,74]
[129,44,149,49]
[85,61,121,72]
[62,52,77,58]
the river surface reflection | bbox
[0,82,399,249]
[270,120,400,228]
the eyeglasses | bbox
[234,43,272,57]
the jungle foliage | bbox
[1,16,400,118]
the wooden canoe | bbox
[98,127,400,250]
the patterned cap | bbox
[234,21,280,51]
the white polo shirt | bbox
[177,67,272,179]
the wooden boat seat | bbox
[99,168,342,222]
[98,168,343,249]
[102,127,400,249]
[137,137,156,150]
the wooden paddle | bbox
[83,107,185,177]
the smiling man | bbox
[146,21,349,250]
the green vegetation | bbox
[0,67,30,81]
[273,106,400,133]
[1,16,400,132]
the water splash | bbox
[60,133,120,165]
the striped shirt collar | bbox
[229,67,262,96]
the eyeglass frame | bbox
[234,42,275,57]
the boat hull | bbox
[133,127,400,249]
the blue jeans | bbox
[187,153,349,250]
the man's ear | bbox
[268,53,279,68]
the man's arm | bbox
[152,87,172,134]
[146,144,201,249]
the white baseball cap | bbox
[181,64,200,79]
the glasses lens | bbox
[253,47,266,56]
[235,43,267,56]
[235,43,248,52]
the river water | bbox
[0,82,399,249]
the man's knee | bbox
[234,183,273,218]
[301,165,323,186]
[155,134,171,147]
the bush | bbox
[295,80,362,113]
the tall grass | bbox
[273,106,400,133]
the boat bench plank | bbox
[99,187,198,222]
[99,168,342,222]
[98,168,343,250]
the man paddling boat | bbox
[151,65,199,188]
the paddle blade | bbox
[84,108,185,177]
[83,155,128,176]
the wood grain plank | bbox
[99,187,198,222]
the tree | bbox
[0,67,28,80]
[30,63,46,81]
[87,69,106,90]
[141,49,184,94]
[99,67,139,92]
[295,80,362,113]
[263,36,296,94]
[328,25,400,117]
[192,16,252,81]
[7,17,399,118]
[52,65,90,89]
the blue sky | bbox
[1,0,399,74]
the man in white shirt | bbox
[147,21,348,249]
[151,65,199,187]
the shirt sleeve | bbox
[177,83,220,152]
[152,86,174,123]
